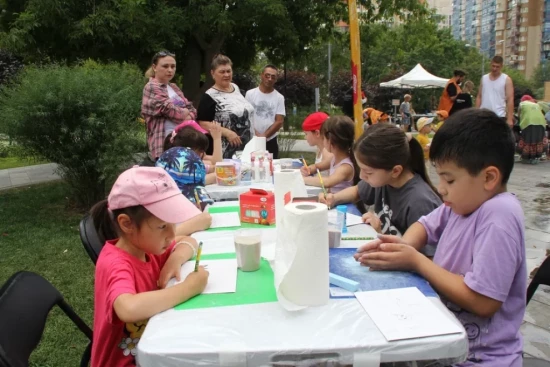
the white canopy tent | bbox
[379,64,449,89]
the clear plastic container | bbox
[327,210,344,248]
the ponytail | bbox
[90,199,118,245]
[145,67,155,78]
[321,115,359,183]
[89,199,153,244]
[407,137,439,197]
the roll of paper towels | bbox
[240,136,267,162]
[274,169,308,225]
[274,202,329,310]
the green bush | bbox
[0,61,146,208]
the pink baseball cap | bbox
[174,120,208,134]
[108,166,201,224]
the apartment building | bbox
[423,0,453,28]
[453,0,543,78]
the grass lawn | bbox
[279,151,316,162]
[0,156,49,170]
[0,182,94,367]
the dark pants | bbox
[266,136,279,159]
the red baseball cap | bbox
[108,166,201,224]
[302,112,329,132]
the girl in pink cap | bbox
[89,166,209,367]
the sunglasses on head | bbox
[155,51,175,58]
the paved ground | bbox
[2,146,550,360]
[0,163,60,190]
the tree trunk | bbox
[181,37,204,106]
[181,33,225,107]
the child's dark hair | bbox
[430,108,515,184]
[164,126,210,152]
[89,200,153,244]
[321,115,360,184]
[354,124,438,195]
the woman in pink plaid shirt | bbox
[141,51,197,161]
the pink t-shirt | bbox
[91,240,174,367]
[329,156,354,194]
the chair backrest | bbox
[0,272,92,367]
[79,214,106,265]
[527,255,550,304]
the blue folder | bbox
[329,248,437,298]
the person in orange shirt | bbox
[363,108,390,126]
[438,70,466,115]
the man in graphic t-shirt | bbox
[245,65,286,158]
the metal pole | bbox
[482,52,485,76]
[328,41,332,92]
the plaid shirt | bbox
[141,78,197,160]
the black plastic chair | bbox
[78,214,106,265]
[527,255,550,304]
[0,271,92,367]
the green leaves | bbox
[0,62,145,208]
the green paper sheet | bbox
[174,253,278,310]
[207,205,276,232]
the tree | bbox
[0,0,428,104]
[360,16,467,84]
[0,62,145,208]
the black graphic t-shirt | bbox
[357,174,441,236]
[197,83,254,159]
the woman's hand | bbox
[225,130,242,147]
[362,212,382,233]
[210,121,222,141]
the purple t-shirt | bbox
[419,193,526,367]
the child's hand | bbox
[201,212,212,229]
[319,193,335,208]
[356,242,421,272]
[210,122,222,140]
[300,166,310,177]
[158,254,184,289]
[362,212,382,233]
[183,266,209,295]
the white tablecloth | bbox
[206,181,322,201]
[137,203,468,367]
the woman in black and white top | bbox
[197,54,254,159]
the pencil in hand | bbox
[301,155,310,173]
[194,242,203,272]
[316,169,327,200]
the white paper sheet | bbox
[328,209,364,227]
[210,212,241,228]
[174,259,238,294]
[355,287,463,341]
[195,235,235,255]
[346,213,364,227]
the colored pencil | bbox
[194,242,203,272]
[301,155,309,173]
[316,169,327,200]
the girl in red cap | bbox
[301,112,334,176]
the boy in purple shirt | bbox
[355,108,526,367]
